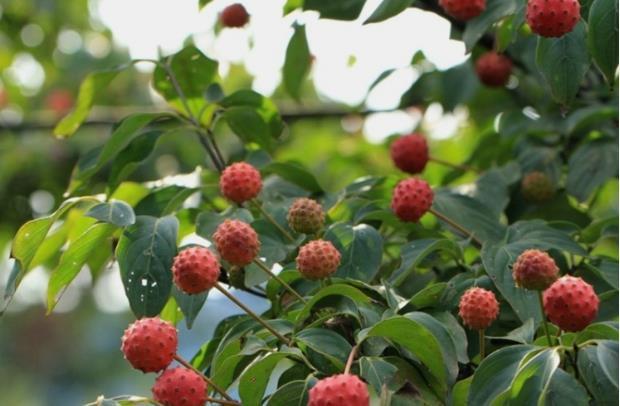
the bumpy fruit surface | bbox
[287,198,325,234]
[391,178,433,222]
[219,162,262,203]
[213,219,260,267]
[121,317,177,373]
[308,374,370,406]
[512,249,559,290]
[458,287,500,330]
[521,171,555,203]
[475,52,513,87]
[526,0,580,38]
[390,133,429,174]
[220,3,249,28]
[296,240,341,280]
[172,247,220,294]
[439,0,486,20]
[543,276,599,332]
[152,367,207,406]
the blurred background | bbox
[2,0,613,405]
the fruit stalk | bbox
[428,207,482,247]
[251,199,296,243]
[429,156,479,173]
[215,283,292,345]
[479,329,486,360]
[537,291,553,346]
[253,259,307,303]
[344,344,360,375]
[173,355,236,402]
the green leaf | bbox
[46,223,116,312]
[54,68,124,138]
[239,352,292,406]
[544,369,589,405]
[474,162,521,216]
[596,340,619,390]
[495,9,526,52]
[196,207,254,239]
[262,162,323,193]
[535,22,590,106]
[468,345,537,404]
[283,24,311,100]
[134,186,198,217]
[116,215,179,318]
[303,0,366,20]
[359,356,398,393]
[364,0,411,23]
[562,105,619,135]
[432,190,505,243]
[578,342,619,403]
[324,223,383,281]
[567,138,619,202]
[220,90,284,141]
[358,316,448,395]
[86,200,135,227]
[481,220,586,323]
[267,379,309,406]
[295,328,352,371]
[223,106,276,150]
[153,46,218,118]
[171,285,207,329]
[108,130,165,190]
[389,239,462,286]
[588,0,619,83]
[295,284,371,325]
[431,311,469,364]
[487,318,536,344]
[451,376,472,406]
[463,0,520,52]
[199,0,213,10]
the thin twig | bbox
[250,199,296,243]
[537,291,553,347]
[253,259,307,303]
[428,207,483,247]
[173,355,236,402]
[429,156,479,174]
[344,344,360,375]
[479,329,486,360]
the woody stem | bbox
[253,260,307,304]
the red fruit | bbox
[220,3,249,28]
[458,287,500,330]
[287,198,325,234]
[512,249,559,290]
[296,240,341,280]
[390,133,429,174]
[172,246,220,294]
[526,0,580,38]
[391,178,433,222]
[46,89,73,115]
[543,276,599,332]
[219,162,262,203]
[439,0,486,20]
[121,317,177,373]
[213,219,260,267]
[308,374,370,406]
[152,367,207,406]
[475,52,513,87]
[521,171,555,203]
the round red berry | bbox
[526,0,580,38]
[439,0,486,20]
[458,287,500,330]
[172,246,220,294]
[219,162,262,204]
[390,133,429,174]
[512,249,559,291]
[543,276,599,332]
[296,240,341,280]
[475,52,513,87]
[521,171,555,203]
[391,178,433,222]
[121,317,177,373]
[213,219,260,267]
[152,367,208,406]
[220,3,249,28]
[287,198,325,234]
[308,374,370,406]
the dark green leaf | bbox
[283,25,311,100]
[295,284,371,325]
[578,342,619,403]
[535,22,590,105]
[481,220,586,323]
[86,200,135,227]
[474,162,521,216]
[134,186,198,217]
[364,0,411,23]
[588,0,619,84]
[463,0,520,51]
[544,369,589,405]
[262,162,323,193]
[488,318,536,344]
[171,285,207,329]
[108,130,165,190]
[295,328,352,370]
[567,138,619,202]
[220,90,284,139]
[239,352,293,406]
[223,106,275,150]
[389,239,462,286]
[266,380,307,406]
[116,216,178,317]
[303,0,366,20]
[196,208,254,239]
[359,356,398,393]
[324,223,383,281]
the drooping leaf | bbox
[262,162,323,193]
[578,341,619,403]
[544,369,590,405]
[463,0,520,51]
[535,22,590,106]
[359,356,398,393]
[86,200,136,227]
[389,238,462,286]
[295,328,352,371]
[324,223,383,281]
[134,186,199,217]
[108,130,166,190]
[567,137,619,202]
[283,24,311,100]
[116,215,179,317]
[239,352,297,406]
[588,0,619,84]
[364,0,412,24]
[171,285,208,329]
